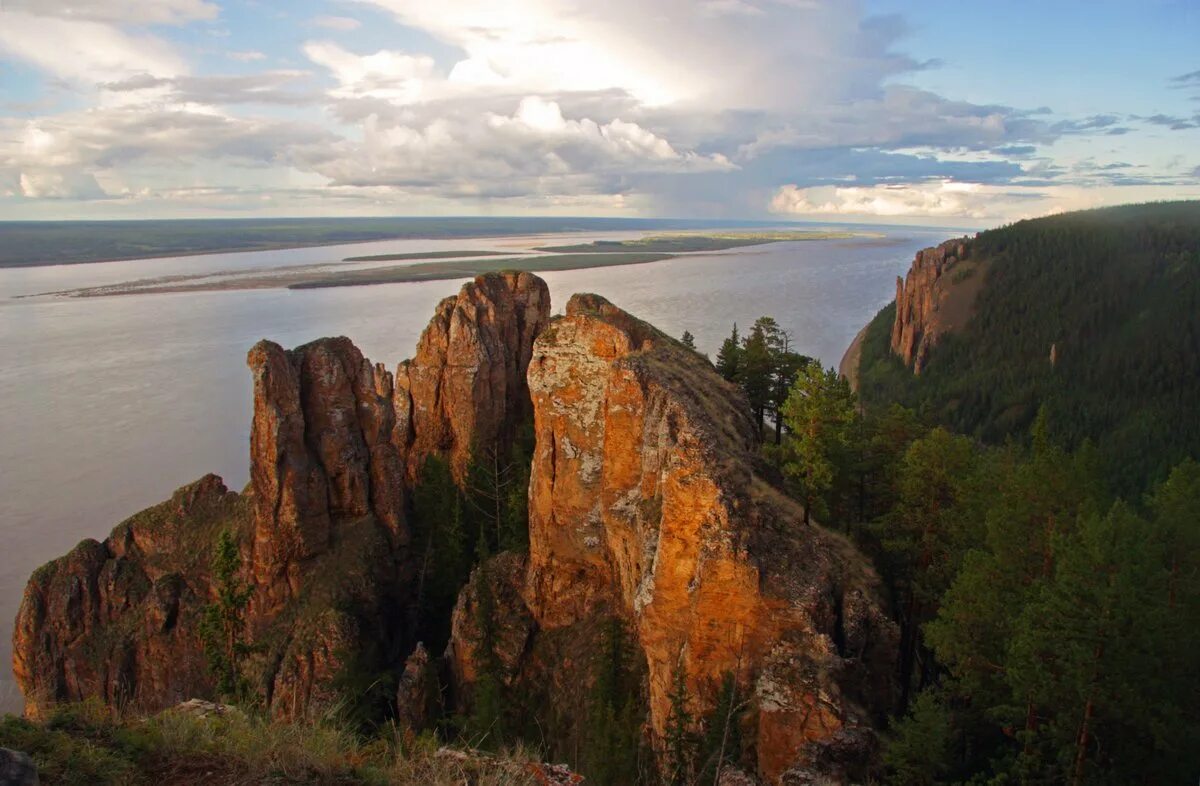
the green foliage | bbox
[883,690,958,786]
[680,330,696,349]
[465,425,535,556]
[778,362,858,524]
[411,455,471,650]
[871,427,1200,783]
[463,554,507,751]
[857,201,1200,498]
[715,324,741,382]
[583,619,644,786]
[198,529,253,701]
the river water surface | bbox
[0,225,954,709]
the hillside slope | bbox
[854,201,1200,494]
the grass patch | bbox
[0,701,544,786]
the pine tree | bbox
[681,330,696,349]
[779,362,858,525]
[740,322,774,438]
[870,427,983,708]
[715,324,741,382]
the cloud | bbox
[770,181,1034,219]
[0,12,187,82]
[228,51,267,63]
[3,0,219,25]
[18,171,108,199]
[1138,113,1200,131]
[312,15,362,31]
[304,41,435,103]
[100,72,319,106]
[294,96,732,199]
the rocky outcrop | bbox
[450,295,898,784]
[395,271,550,483]
[890,237,975,373]
[247,336,407,616]
[12,475,241,717]
[14,272,549,721]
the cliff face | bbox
[14,272,548,719]
[395,271,550,483]
[890,238,976,373]
[13,475,242,716]
[450,295,898,784]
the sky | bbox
[0,0,1197,226]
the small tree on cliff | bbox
[664,660,698,786]
[465,533,507,749]
[412,454,469,648]
[715,324,741,382]
[466,430,533,555]
[199,529,253,700]
[681,330,697,350]
[585,618,643,786]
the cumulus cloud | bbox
[296,96,732,199]
[770,181,1031,220]
[0,0,1194,216]
[304,41,435,102]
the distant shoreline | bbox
[0,217,845,269]
[29,231,884,299]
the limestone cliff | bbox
[13,272,548,719]
[449,294,898,784]
[890,237,979,373]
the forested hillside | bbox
[857,201,1200,495]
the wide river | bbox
[0,224,955,710]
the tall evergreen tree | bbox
[779,362,858,525]
[715,324,741,382]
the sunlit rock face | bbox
[454,293,899,784]
[891,237,974,373]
